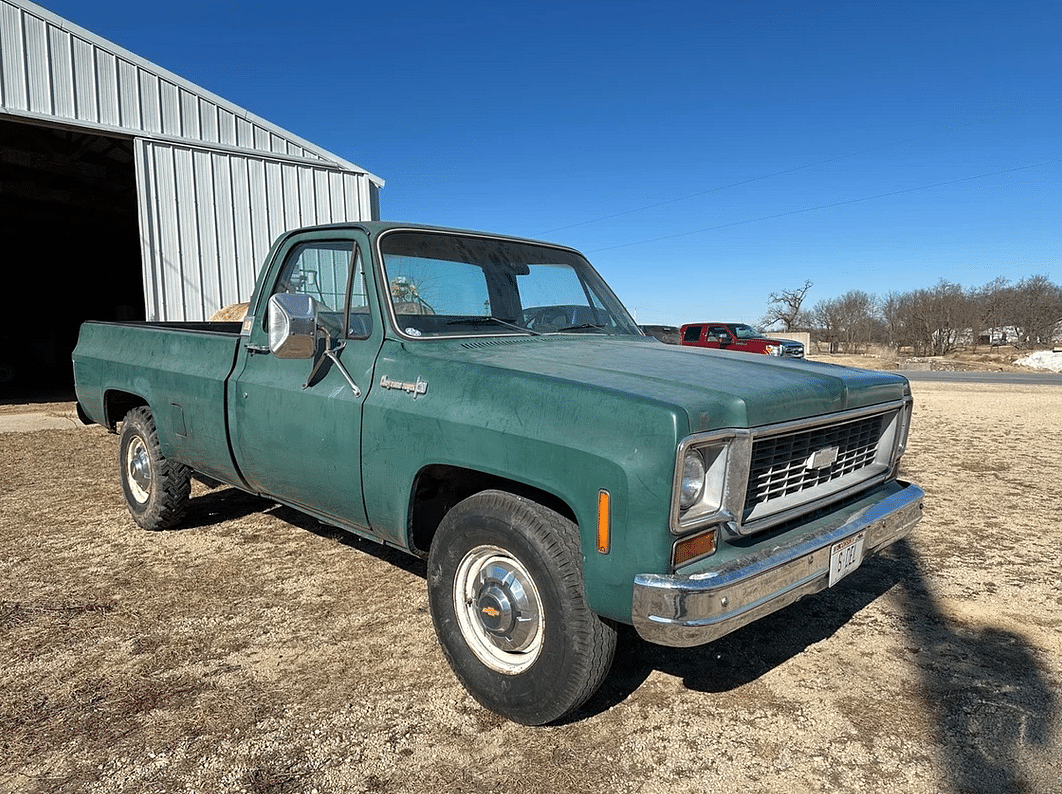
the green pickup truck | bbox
[73,221,924,725]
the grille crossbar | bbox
[745,414,886,512]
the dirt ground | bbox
[2,369,1060,793]
[809,347,1051,373]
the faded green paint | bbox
[72,322,244,485]
[73,221,915,626]
[227,230,382,529]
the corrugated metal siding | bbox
[3,0,383,328]
[1,0,382,176]
[136,140,374,321]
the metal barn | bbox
[0,0,384,390]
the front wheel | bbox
[118,407,191,530]
[427,491,617,725]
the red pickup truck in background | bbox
[680,322,805,358]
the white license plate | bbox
[828,531,866,587]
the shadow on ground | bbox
[583,539,1056,793]
[178,489,1057,793]
[887,539,1054,794]
[577,552,903,719]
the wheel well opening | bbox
[104,391,149,430]
[408,465,577,557]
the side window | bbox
[707,325,728,339]
[270,240,372,339]
[682,325,702,343]
[274,241,350,309]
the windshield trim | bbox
[374,226,642,342]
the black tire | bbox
[427,490,617,725]
[117,407,191,530]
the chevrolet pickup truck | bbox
[681,322,805,358]
[73,222,923,725]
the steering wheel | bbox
[526,307,568,331]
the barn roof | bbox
[0,0,383,185]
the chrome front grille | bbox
[745,414,885,511]
[671,399,910,537]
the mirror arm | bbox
[301,329,362,397]
[325,343,362,397]
[302,345,329,389]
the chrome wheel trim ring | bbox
[453,544,544,674]
[125,436,152,504]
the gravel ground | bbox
[1,378,1060,794]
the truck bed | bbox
[72,320,246,486]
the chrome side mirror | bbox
[267,293,318,359]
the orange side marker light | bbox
[597,490,611,554]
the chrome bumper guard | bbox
[632,482,925,648]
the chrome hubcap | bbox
[455,545,543,674]
[474,561,537,651]
[126,437,152,503]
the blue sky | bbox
[37,0,1062,326]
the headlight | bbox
[679,450,706,510]
[673,438,735,533]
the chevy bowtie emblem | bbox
[481,606,501,618]
[806,445,839,471]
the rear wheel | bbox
[118,407,191,530]
[427,490,616,725]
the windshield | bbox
[379,230,641,338]
[731,324,767,340]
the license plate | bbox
[828,531,866,587]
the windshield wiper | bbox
[550,323,609,334]
[446,317,541,336]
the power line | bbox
[537,124,993,236]
[586,158,1060,253]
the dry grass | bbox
[806,345,1041,372]
[1,380,1060,793]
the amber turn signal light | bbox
[673,529,717,566]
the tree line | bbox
[761,275,1062,356]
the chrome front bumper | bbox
[631,482,925,647]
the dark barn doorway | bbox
[1,117,144,401]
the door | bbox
[705,324,731,350]
[228,229,380,530]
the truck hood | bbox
[436,336,907,432]
[763,336,803,348]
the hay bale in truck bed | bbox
[208,303,249,322]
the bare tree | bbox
[971,277,1013,347]
[880,291,911,350]
[810,297,839,353]
[1009,275,1062,347]
[761,280,812,331]
[838,290,877,352]
[903,281,975,356]
[773,272,1060,356]
[811,291,877,353]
